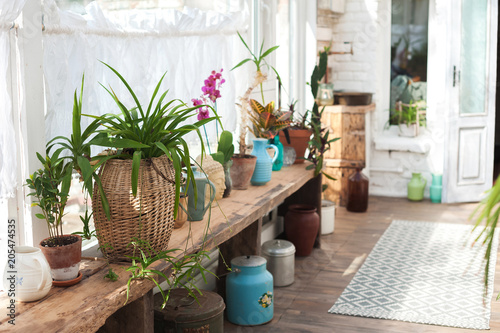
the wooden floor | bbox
[224,196,500,333]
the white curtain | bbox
[0,0,27,199]
[42,0,249,156]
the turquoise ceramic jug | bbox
[430,173,442,203]
[251,138,278,186]
[269,136,284,171]
[407,172,426,201]
[186,168,216,221]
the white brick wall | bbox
[318,0,379,93]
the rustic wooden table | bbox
[0,163,320,333]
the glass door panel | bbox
[459,0,488,115]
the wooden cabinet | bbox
[321,104,375,206]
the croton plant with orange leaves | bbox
[248,99,292,140]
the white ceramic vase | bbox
[3,246,52,302]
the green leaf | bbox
[131,151,142,197]
[230,58,252,71]
[210,152,224,165]
[261,45,279,59]
[35,213,45,220]
[76,156,92,189]
[94,173,111,220]
[89,136,150,149]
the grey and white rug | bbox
[329,220,499,330]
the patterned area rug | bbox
[329,220,499,330]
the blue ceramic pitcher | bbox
[251,138,278,186]
[186,168,216,221]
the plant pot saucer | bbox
[52,271,82,287]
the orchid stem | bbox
[215,102,219,140]
[203,125,211,154]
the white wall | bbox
[321,0,448,198]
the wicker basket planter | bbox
[92,155,176,261]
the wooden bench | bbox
[0,164,321,332]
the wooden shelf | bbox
[0,163,317,333]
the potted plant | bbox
[25,151,82,283]
[388,100,426,137]
[210,130,235,197]
[279,101,312,164]
[48,63,217,261]
[248,99,292,185]
[305,109,340,180]
[88,63,218,260]
[230,32,280,189]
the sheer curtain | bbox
[42,0,249,156]
[0,0,27,199]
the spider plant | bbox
[86,62,221,216]
[124,238,213,309]
[47,75,112,219]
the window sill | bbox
[374,126,431,154]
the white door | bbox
[443,0,498,203]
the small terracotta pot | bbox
[39,235,82,282]
[230,155,257,190]
[285,205,319,256]
[279,129,312,164]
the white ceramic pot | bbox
[321,200,336,235]
[3,246,52,302]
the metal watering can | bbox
[186,168,216,221]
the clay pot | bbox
[230,155,257,190]
[284,205,319,256]
[279,129,312,164]
[39,235,82,282]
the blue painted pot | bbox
[250,138,278,186]
[226,255,273,326]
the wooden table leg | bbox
[216,218,263,299]
[97,289,154,333]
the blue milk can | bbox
[226,255,274,325]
